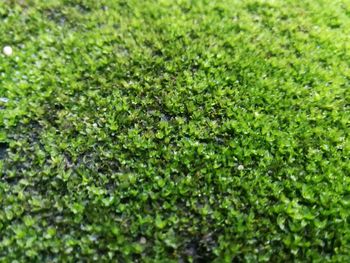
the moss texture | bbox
[1,0,350,262]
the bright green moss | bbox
[1,0,350,261]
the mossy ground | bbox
[1,0,350,262]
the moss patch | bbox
[1,0,350,261]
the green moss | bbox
[1,0,350,261]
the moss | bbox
[1,0,350,261]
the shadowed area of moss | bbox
[1,0,350,261]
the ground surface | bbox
[1,0,350,262]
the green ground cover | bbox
[1,0,350,261]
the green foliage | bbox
[1,0,350,261]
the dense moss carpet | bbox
[1,0,350,261]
